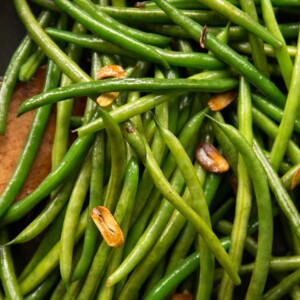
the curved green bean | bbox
[144,238,231,300]
[7,174,76,245]
[253,140,300,240]
[14,0,91,82]
[60,152,92,285]
[152,0,286,107]
[71,132,105,282]
[74,0,171,47]
[269,29,300,171]
[208,115,272,300]
[0,229,22,300]
[53,0,169,68]
[45,28,227,70]
[99,108,127,212]
[0,58,61,219]
[218,76,253,300]
[0,10,52,134]
[18,209,88,296]
[18,78,238,114]
[108,122,240,286]
[155,119,214,300]
[0,129,95,226]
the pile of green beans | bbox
[0,0,300,299]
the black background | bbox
[0,2,27,75]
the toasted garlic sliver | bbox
[195,142,230,173]
[96,65,125,107]
[208,90,237,111]
[291,167,300,190]
[91,206,124,248]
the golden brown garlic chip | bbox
[96,65,125,107]
[195,142,230,173]
[208,90,238,111]
[91,206,124,248]
[172,290,194,300]
[291,166,300,190]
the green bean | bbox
[14,0,91,83]
[240,0,269,76]
[253,140,300,239]
[0,10,52,135]
[263,269,300,300]
[152,0,286,107]
[71,132,105,282]
[24,270,59,300]
[197,0,281,46]
[7,174,77,245]
[53,0,169,68]
[50,280,66,300]
[128,67,169,223]
[18,205,66,282]
[18,209,88,296]
[218,76,253,300]
[46,28,227,70]
[165,221,197,273]
[18,78,238,114]
[207,116,272,300]
[269,29,300,171]
[52,21,86,171]
[155,119,214,300]
[252,107,300,165]
[113,107,208,282]
[231,42,297,57]
[95,157,139,300]
[0,229,22,300]
[252,93,300,133]
[74,0,171,47]
[144,238,231,300]
[261,0,294,88]
[118,166,186,286]
[109,121,241,285]
[77,158,139,300]
[117,164,206,300]
[0,58,61,219]
[99,108,127,212]
[211,198,235,226]
[97,6,228,25]
[142,0,208,9]
[0,126,96,226]
[60,152,92,286]
[30,0,60,11]
[19,47,46,82]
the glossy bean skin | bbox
[18,78,238,114]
